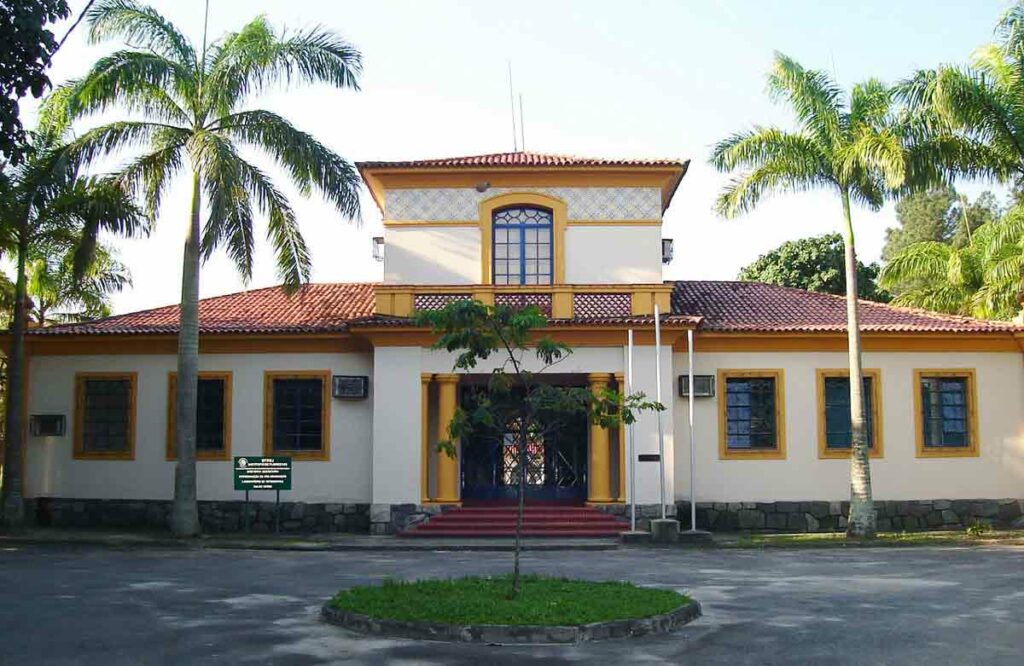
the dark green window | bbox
[725,377,778,449]
[823,376,874,449]
[920,376,970,448]
[272,378,324,452]
[79,377,133,454]
[196,378,226,452]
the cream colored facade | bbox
[16,153,1024,532]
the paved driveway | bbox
[0,543,1022,664]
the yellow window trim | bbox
[815,369,884,460]
[73,372,137,461]
[165,372,233,461]
[263,370,332,461]
[479,192,567,285]
[913,369,980,458]
[717,369,786,460]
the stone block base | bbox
[27,498,370,534]
[674,499,1024,533]
[593,504,676,532]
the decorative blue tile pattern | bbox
[385,187,661,221]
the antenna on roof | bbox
[519,92,525,152]
[508,61,519,152]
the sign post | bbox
[234,456,292,534]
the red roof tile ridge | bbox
[357,151,687,168]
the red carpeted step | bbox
[399,504,631,538]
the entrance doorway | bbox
[459,383,588,503]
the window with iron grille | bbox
[823,375,875,450]
[492,206,553,285]
[724,376,779,450]
[271,377,326,453]
[920,375,970,448]
[167,373,231,459]
[76,374,134,458]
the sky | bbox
[30,0,1014,315]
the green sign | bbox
[234,456,292,491]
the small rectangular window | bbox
[718,370,786,459]
[74,373,136,460]
[264,371,330,460]
[915,370,978,457]
[166,372,232,460]
[817,370,883,459]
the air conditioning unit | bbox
[332,375,369,400]
[678,374,715,398]
[661,238,674,265]
[30,414,66,437]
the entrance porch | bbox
[419,372,626,506]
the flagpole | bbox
[654,304,666,520]
[688,328,697,532]
[627,329,637,532]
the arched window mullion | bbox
[492,205,553,286]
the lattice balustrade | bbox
[413,293,471,312]
[494,293,553,316]
[572,293,632,318]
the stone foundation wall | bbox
[594,504,677,532]
[29,498,370,534]
[371,503,449,535]
[675,499,1024,533]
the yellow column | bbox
[588,373,614,503]
[420,374,431,504]
[435,373,461,504]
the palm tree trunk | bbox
[841,188,875,538]
[1,227,30,528]
[170,171,202,537]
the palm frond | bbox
[204,16,361,115]
[87,0,196,66]
[111,127,188,218]
[194,134,256,281]
[714,159,835,218]
[213,109,361,218]
[849,78,892,129]
[878,241,953,290]
[766,52,843,148]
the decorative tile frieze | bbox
[413,293,471,311]
[572,293,632,318]
[495,293,553,316]
[385,187,661,221]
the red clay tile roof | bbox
[357,152,687,170]
[27,283,377,336]
[672,281,1022,333]
[24,280,1021,337]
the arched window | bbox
[492,206,553,285]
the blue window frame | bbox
[492,206,553,285]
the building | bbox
[16,152,1024,534]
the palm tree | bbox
[0,135,145,528]
[46,0,363,536]
[879,213,1024,320]
[710,53,905,538]
[26,242,131,325]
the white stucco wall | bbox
[384,226,481,284]
[564,226,662,284]
[25,352,374,503]
[670,350,1024,502]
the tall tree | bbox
[883,188,1000,262]
[739,233,890,302]
[710,53,905,538]
[897,3,1024,191]
[880,211,1024,320]
[47,0,363,536]
[0,0,70,164]
[416,301,661,598]
[0,134,145,527]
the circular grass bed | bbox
[326,575,688,626]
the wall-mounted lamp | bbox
[475,181,491,193]
[372,236,385,262]
[661,238,674,265]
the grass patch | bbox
[328,575,688,626]
[724,529,1024,549]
